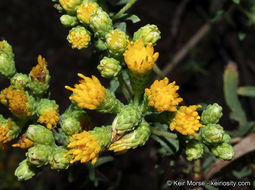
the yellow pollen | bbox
[68,30,90,50]
[123,39,159,75]
[169,105,205,136]
[145,77,183,112]
[0,86,30,117]
[65,74,106,110]
[77,2,98,24]
[12,133,33,149]
[65,131,101,164]
[0,121,13,143]
[38,108,59,130]
[30,55,48,82]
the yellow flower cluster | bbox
[0,121,12,143]
[67,29,90,50]
[59,0,81,12]
[169,105,204,136]
[12,133,33,149]
[77,1,99,24]
[65,74,106,110]
[145,78,183,112]
[30,55,47,82]
[38,108,59,130]
[65,131,101,164]
[123,39,159,75]
[0,86,30,117]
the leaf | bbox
[232,0,240,4]
[116,0,129,6]
[223,63,247,126]
[116,22,127,33]
[125,14,140,23]
[94,156,114,167]
[109,77,120,93]
[152,135,174,155]
[232,167,251,178]
[202,156,217,175]
[210,10,224,23]
[237,86,255,97]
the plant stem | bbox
[118,72,132,101]
[153,64,165,79]
[112,0,137,20]
[151,128,177,139]
[238,6,255,25]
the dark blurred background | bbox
[1,0,255,189]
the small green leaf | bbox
[94,156,114,168]
[238,32,246,41]
[210,10,224,23]
[109,77,120,93]
[237,86,255,97]
[125,14,140,23]
[116,0,129,6]
[232,0,240,4]
[232,167,251,178]
[116,22,127,33]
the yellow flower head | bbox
[67,26,91,50]
[30,55,48,83]
[65,74,106,110]
[12,133,33,149]
[65,131,101,164]
[38,108,59,130]
[59,0,81,12]
[77,1,99,24]
[145,78,183,112]
[106,29,128,53]
[0,86,30,117]
[169,105,205,136]
[123,39,159,75]
[0,121,12,143]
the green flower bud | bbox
[27,124,55,145]
[67,26,91,50]
[59,0,82,14]
[105,29,128,57]
[36,99,59,116]
[201,124,224,145]
[112,104,142,136]
[97,57,121,78]
[0,50,16,78]
[26,145,52,167]
[94,39,107,51]
[49,146,71,170]
[28,55,50,96]
[133,24,161,45]
[109,121,151,152]
[211,143,235,161]
[60,106,91,136]
[10,73,29,89]
[96,89,124,114]
[201,103,223,124]
[15,159,36,181]
[90,125,112,148]
[0,40,14,58]
[222,133,231,143]
[89,9,113,39]
[60,14,78,27]
[185,140,204,161]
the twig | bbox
[205,133,255,180]
[112,0,137,20]
[118,72,133,101]
[153,64,165,79]
[151,128,177,139]
[161,23,210,77]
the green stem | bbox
[238,6,255,25]
[112,0,137,20]
[153,64,165,79]
[118,72,132,101]
[151,128,177,139]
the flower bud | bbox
[60,14,78,27]
[26,145,52,167]
[201,103,223,124]
[210,143,235,161]
[94,39,107,51]
[15,159,36,181]
[109,121,151,152]
[97,57,121,78]
[36,99,59,130]
[105,29,128,57]
[60,106,91,136]
[201,124,224,145]
[77,0,99,24]
[112,104,142,136]
[59,0,82,14]
[89,9,113,39]
[26,124,55,145]
[0,115,21,143]
[223,133,231,143]
[0,40,14,58]
[49,146,71,170]
[10,73,29,89]
[28,55,50,96]
[185,140,204,161]
[133,24,161,45]
[0,50,16,78]
[67,26,91,50]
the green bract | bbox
[201,124,224,145]
[211,143,235,161]
[27,125,55,145]
[185,140,204,161]
[97,57,121,78]
[201,103,223,124]
[26,145,53,167]
[15,159,36,181]
[133,24,161,45]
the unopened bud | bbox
[133,24,161,45]
[201,124,224,145]
[97,57,121,78]
[201,103,223,124]
[185,140,204,161]
[15,159,36,181]
[210,143,235,161]
[60,14,78,27]
[26,145,52,167]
